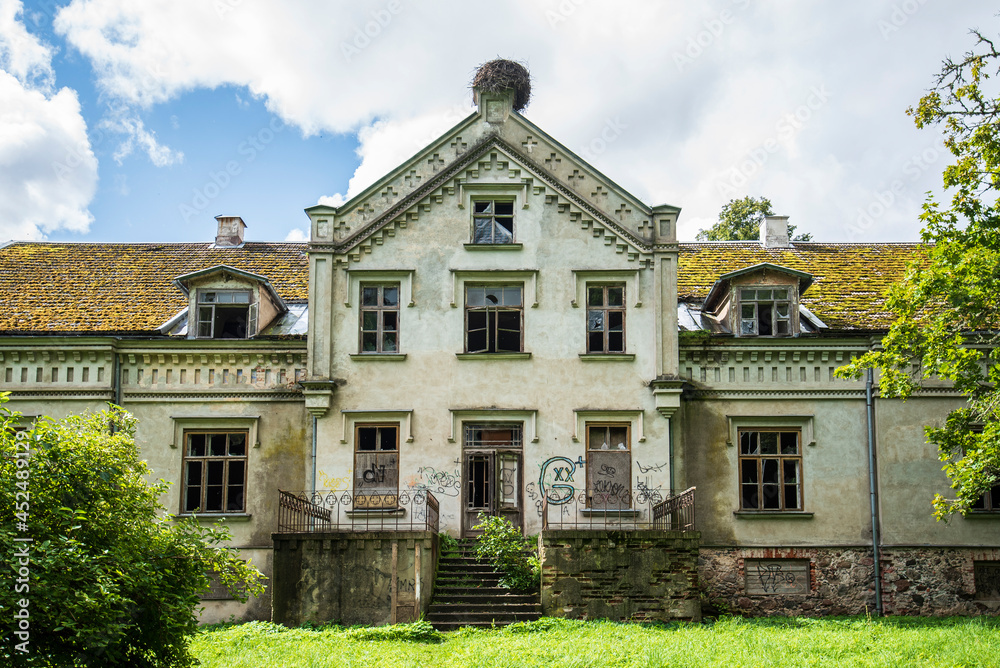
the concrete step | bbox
[432,586,521,596]
[432,593,538,604]
[427,603,541,614]
[426,610,542,630]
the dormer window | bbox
[739,288,791,336]
[472,200,514,244]
[197,289,256,339]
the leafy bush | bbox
[473,513,540,591]
[344,620,443,643]
[0,394,265,667]
[438,532,459,554]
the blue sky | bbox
[1,1,996,244]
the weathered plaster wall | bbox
[541,530,701,622]
[271,531,437,626]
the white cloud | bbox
[51,0,995,241]
[0,1,97,241]
[100,109,183,166]
[284,227,308,242]
[317,194,346,208]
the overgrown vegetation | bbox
[190,616,1000,667]
[696,195,812,241]
[837,27,1000,517]
[0,395,265,667]
[472,513,540,591]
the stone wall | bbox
[700,546,1000,616]
[540,530,701,622]
[271,531,437,626]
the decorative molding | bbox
[578,353,635,362]
[455,352,531,361]
[349,354,408,362]
[571,269,643,308]
[170,414,261,450]
[725,414,816,448]
[448,408,538,443]
[340,409,413,444]
[572,409,645,443]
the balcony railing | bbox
[276,489,439,533]
[541,486,696,531]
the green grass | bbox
[190,616,1000,668]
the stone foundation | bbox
[699,546,1000,616]
[541,530,701,622]
[271,531,437,626]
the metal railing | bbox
[276,489,439,533]
[541,486,696,531]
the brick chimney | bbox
[760,215,791,248]
[215,215,246,247]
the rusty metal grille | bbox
[276,489,439,533]
[541,486,696,531]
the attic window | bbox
[739,288,791,336]
[472,200,514,244]
[197,290,256,339]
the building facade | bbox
[2,79,998,623]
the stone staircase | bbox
[426,538,541,631]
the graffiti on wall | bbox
[538,456,585,505]
[318,470,351,490]
[405,465,461,497]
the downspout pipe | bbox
[866,368,884,615]
[311,416,318,495]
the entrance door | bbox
[462,424,522,537]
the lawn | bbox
[190,616,1000,668]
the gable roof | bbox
[679,242,922,331]
[0,242,308,335]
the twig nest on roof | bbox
[472,59,531,112]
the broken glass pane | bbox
[588,311,604,331]
[383,286,398,307]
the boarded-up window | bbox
[745,559,810,595]
[975,561,1000,601]
[587,423,631,509]
[354,424,399,508]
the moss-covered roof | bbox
[679,242,922,331]
[0,242,308,334]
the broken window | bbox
[359,284,399,353]
[587,284,625,353]
[354,424,399,509]
[182,431,247,513]
[972,484,1000,512]
[739,429,802,511]
[196,289,256,339]
[739,287,791,336]
[472,200,515,244]
[465,285,523,353]
[586,423,631,509]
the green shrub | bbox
[473,513,540,591]
[0,394,265,667]
[343,620,443,643]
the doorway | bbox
[462,423,522,537]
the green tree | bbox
[837,30,1000,518]
[696,196,812,241]
[1,394,265,667]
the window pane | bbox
[608,311,623,331]
[760,432,778,455]
[607,287,624,307]
[503,286,522,306]
[742,304,755,319]
[188,433,206,457]
[362,332,377,351]
[217,292,233,304]
[362,287,378,306]
[762,483,781,509]
[382,331,397,352]
[495,202,514,215]
[588,332,604,352]
[201,292,217,303]
[774,289,788,299]
[467,328,488,353]
[362,311,378,331]
[497,310,520,331]
[776,303,789,318]
[484,287,505,305]
[210,434,227,457]
[740,431,756,455]
[380,427,398,451]
[186,461,202,487]
[588,287,604,307]
[741,320,757,335]
[473,219,493,243]
[232,291,250,304]
[474,201,492,214]
[467,310,487,331]
[588,311,604,331]
[782,459,799,484]
[466,287,485,307]
[228,433,246,456]
[609,427,628,450]
[207,460,225,486]
[497,328,520,352]
[358,427,377,451]
[229,460,245,486]
[589,426,608,451]
[382,286,398,307]
[780,432,798,454]
[383,311,397,331]
[740,459,758,484]
[205,485,223,512]
[495,221,513,243]
[776,321,789,334]
[740,290,755,300]
[757,290,772,300]
[608,331,624,352]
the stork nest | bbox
[472,59,531,112]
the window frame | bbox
[738,428,803,512]
[195,289,256,339]
[471,198,516,244]
[464,284,524,353]
[586,284,626,354]
[353,423,400,509]
[358,283,401,354]
[181,430,249,514]
[585,422,632,509]
[737,286,793,337]
[971,483,1000,513]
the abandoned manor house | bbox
[2,66,998,627]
